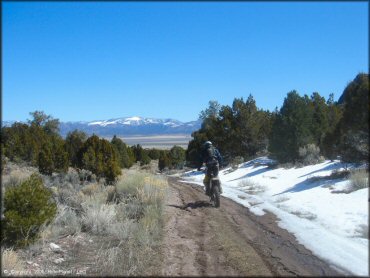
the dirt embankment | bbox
[161,177,345,276]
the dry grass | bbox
[239,179,266,195]
[355,224,368,239]
[94,170,167,275]
[290,210,317,220]
[2,160,37,189]
[1,248,25,273]
[40,205,82,240]
[274,195,290,203]
[2,163,168,276]
[81,183,102,196]
[81,203,116,235]
[347,169,368,192]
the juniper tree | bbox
[111,135,134,168]
[3,173,57,247]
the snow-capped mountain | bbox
[2,116,202,137]
[59,117,201,137]
[87,116,183,127]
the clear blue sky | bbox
[3,1,369,122]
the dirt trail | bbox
[161,177,346,276]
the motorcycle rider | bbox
[198,141,223,196]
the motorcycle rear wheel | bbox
[212,185,221,208]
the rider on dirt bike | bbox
[198,141,223,196]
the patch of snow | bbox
[181,157,369,276]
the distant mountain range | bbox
[2,116,202,137]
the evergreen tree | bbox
[65,130,87,167]
[186,131,208,168]
[336,73,369,162]
[169,145,186,169]
[131,144,151,165]
[28,111,60,135]
[148,148,160,160]
[310,92,330,148]
[321,93,343,160]
[38,144,54,175]
[140,151,151,166]
[79,135,121,182]
[186,95,272,166]
[3,173,57,246]
[131,144,143,162]
[111,135,134,168]
[52,136,69,173]
[158,150,170,171]
[100,139,121,183]
[199,100,221,120]
[269,91,314,162]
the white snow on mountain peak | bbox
[83,116,195,128]
[86,116,194,127]
[126,116,141,121]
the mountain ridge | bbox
[2,116,202,137]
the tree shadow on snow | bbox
[274,176,346,195]
[297,161,350,178]
[226,167,270,182]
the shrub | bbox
[116,171,146,198]
[81,202,115,235]
[81,183,102,196]
[348,169,368,192]
[52,184,82,210]
[230,156,244,170]
[298,144,323,165]
[328,169,350,179]
[108,218,138,241]
[238,179,266,195]
[78,169,96,183]
[1,153,7,172]
[106,185,120,203]
[40,205,82,239]
[3,173,57,247]
[55,206,82,235]
[355,224,368,239]
[64,168,81,185]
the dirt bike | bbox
[208,171,222,208]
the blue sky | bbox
[3,2,368,122]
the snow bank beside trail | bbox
[180,157,369,276]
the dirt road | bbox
[161,177,346,276]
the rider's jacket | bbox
[202,145,223,167]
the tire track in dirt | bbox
[161,178,271,276]
[161,177,347,276]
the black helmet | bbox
[203,141,212,148]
